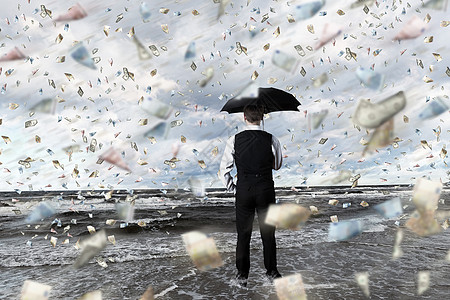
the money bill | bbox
[26,202,56,223]
[328,220,363,241]
[352,91,406,129]
[355,272,370,298]
[418,97,448,120]
[141,97,173,119]
[272,50,298,73]
[355,67,385,90]
[265,203,311,230]
[363,119,394,155]
[394,15,427,40]
[78,290,102,300]
[417,271,430,295]
[99,148,131,172]
[116,202,135,222]
[140,286,154,300]
[294,0,324,20]
[73,230,107,269]
[182,231,223,271]
[21,280,51,300]
[392,228,404,259]
[71,43,96,69]
[274,273,307,300]
[139,2,151,22]
[412,178,442,213]
[374,197,403,218]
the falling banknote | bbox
[392,228,404,259]
[26,202,56,223]
[265,203,311,230]
[73,230,107,269]
[272,50,298,73]
[182,231,223,271]
[374,197,403,218]
[394,15,427,41]
[406,178,442,236]
[71,43,96,69]
[417,271,430,295]
[355,272,370,298]
[20,280,51,300]
[78,290,102,300]
[328,220,363,241]
[355,67,385,90]
[418,97,448,120]
[352,91,406,129]
[362,118,394,155]
[141,97,173,119]
[274,273,307,300]
[294,0,324,20]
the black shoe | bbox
[266,270,282,280]
[236,272,248,287]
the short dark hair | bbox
[243,104,264,123]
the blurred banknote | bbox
[363,119,394,155]
[199,66,214,87]
[71,43,96,69]
[140,286,154,300]
[116,202,135,221]
[411,178,442,213]
[328,220,363,241]
[294,0,324,20]
[21,280,51,300]
[182,231,223,271]
[0,47,26,62]
[308,109,328,131]
[350,0,374,8]
[374,197,403,218]
[272,50,298,72]
[406,210,442,236]
[26,202,56,223]
[417,271,430,295]
[418,97,448,120]
[423,0,448,10]
[315,23,342,49]
[141,97,173,119]
[78,290,102,300]
[73,230,107,269]
[394,15,427,40]
[355,67,385,90]
[405,178,442,236]
[355,272,370,298]
[99,148,131,172]
[185,41,196,60]
[140,2,151,22]
[30,98,57,114]
[352,91,406,129]
[312,73,328,87]
[144,122,169,140]
[55,3,87,21]
[265,203,311,230]
[392,228,404,259]
[274,273,307,300]
[133,36,152,60]
[188,176,205,197]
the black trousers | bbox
[235,177,277,276]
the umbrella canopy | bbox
[221,87,301,114]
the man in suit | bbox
[219,104,283,287]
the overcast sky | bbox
[0,0,448,192]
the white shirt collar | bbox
[244,124,261,130]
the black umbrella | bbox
[220,87,301,114]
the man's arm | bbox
[272,135,282,170]
[219,136,236,193]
